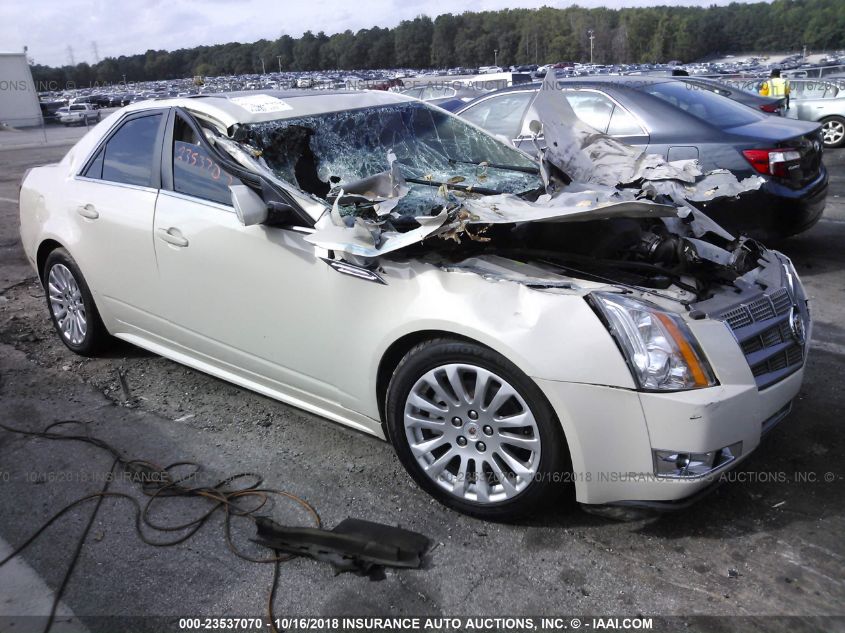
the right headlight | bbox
[589,292,717,391]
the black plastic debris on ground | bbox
[252,516,431,580]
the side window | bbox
[100,114,163,187]
[562,91,615,133]
[402,88,424,99]
[172,116,240,206]
[421,86,456,100]
[83,147,104,179]
[606,104,644,136]
[460,92,534,139]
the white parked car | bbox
[57,103,101,126]
[19,90,810,518]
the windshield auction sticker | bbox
[230,94,293,113]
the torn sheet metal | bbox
[528,71,763,196]
[641,170,765,204]
[253,516,430,580]
[327,150,410,216]
[306,208,448,258]
[461,192,678,224]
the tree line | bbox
[31,0,845,88]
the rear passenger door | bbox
[70,110,165,329]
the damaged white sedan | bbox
[19,88,810,518]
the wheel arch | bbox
[375,330,571,465]
[376,330,473,428]
[36,238,64,282]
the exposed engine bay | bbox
[412,217,768,302]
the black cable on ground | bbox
[0,419,321,633]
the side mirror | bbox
[230,184,268,226]
[266,201,297,225]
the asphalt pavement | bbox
[0,135,843,633]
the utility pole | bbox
[91,41,100,64]
[802,44,807,59]
[277,56,283,73]
[261,58,266,74]
[494,49,498,68]
[66,45,75,66]
[588,30,595,65]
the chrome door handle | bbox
[76,204,99,219]
[157,227,189,247]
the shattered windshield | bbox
[241,101,542,216]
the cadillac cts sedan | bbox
[19,90,810,518]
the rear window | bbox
[642,81,765,129]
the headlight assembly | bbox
[589,292,717,391]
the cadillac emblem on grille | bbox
[790,307,807,346]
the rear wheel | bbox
[821,116,845,148]
[385,338,569,518]
[43,248,109,355]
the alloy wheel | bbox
[48,263,87,345]
[403,363,542,504]
[822,119,844,146]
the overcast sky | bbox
[2,0,768,67]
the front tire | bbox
[821,116,845,148]
[385,338,569,519]
[43,248,109,355]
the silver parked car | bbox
[57,104,102,126]
[784,79,845,147]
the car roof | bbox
[460,75,675,99]
[120,89,416,128]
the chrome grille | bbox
[723,306,753,329]
[771,288,792,314]
[749,298,775,322]
[750,345,803,377]
[719,286,806,390]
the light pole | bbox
[261,58,266,74]
[494,49,498,68]
[277,56,283,73]
[588,30,595,65]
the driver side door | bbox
[152,110,337,403]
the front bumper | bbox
[534,353,805,507]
